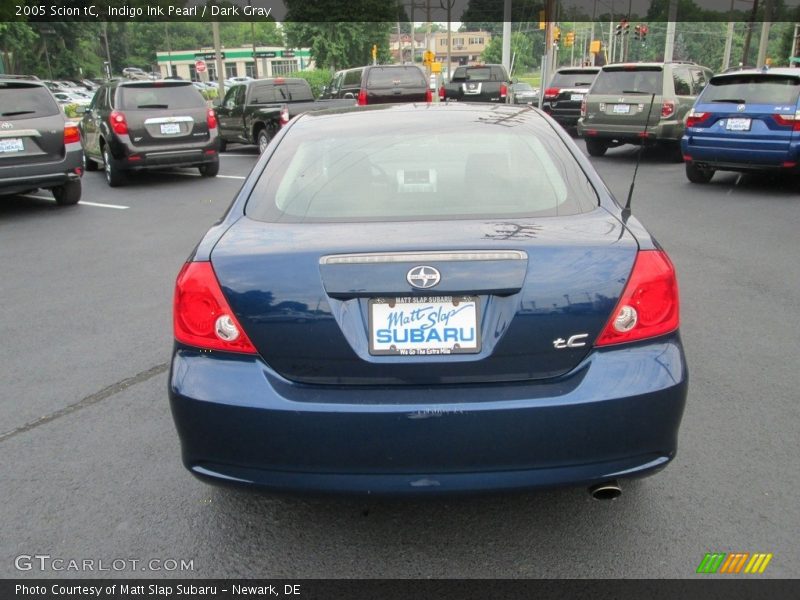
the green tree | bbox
[283,22,393,70]
[481,32,538,73]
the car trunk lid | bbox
[210,211,638,387]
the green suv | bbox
[577,62,713,159]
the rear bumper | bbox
[169,334,688,496]
[0,150,82,195]
[108,137,218,171]
[543,105,581,126]
[577,119,683,143]
[681,136,800,172]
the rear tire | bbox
[83,152,98,172]
[685,162,714,183]
[52,180,82,206]
[218,138,227,153]
[102,146,125,188]
[257,128,271,153]
[199,160,219,177]
[585,138,608,157]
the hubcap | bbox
[259,133,268,153]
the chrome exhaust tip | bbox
[589,480,622,500]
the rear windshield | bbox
[550,70,598,88]
[117,83,204,110]
[245,111,598,223]
[451,66,506,82]
[0,83,60,119]
[367,68,426,88]
[701,75,800,105]
[591,68,663,95]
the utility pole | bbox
[165,23,173,77]
[722,0,735,71]
[102,22,112,75]
[742,0,760,67]
[756,0,773,67]
[502,0,512,74]
[663,0,678,62]
[248,1,259,78]
[212,21,225,100]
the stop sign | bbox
[195,60,207,73]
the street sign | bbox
[195,60,207,73]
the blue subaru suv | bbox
[682,68,800,183]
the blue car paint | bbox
[170,104,687,495]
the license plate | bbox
[612,104,630,114]
[369,296,480,356]
[160,123,181,135]
[0,138,24,153]
[726,118,752,131]
[570,94,583,101]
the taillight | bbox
[544,87,560,100]
[595,250,679,347]
[580,98,587,117]
[357,88,367,106]
[439,85,445,101]
[64,124,80,144]
[500,83,507,99]
[686,109,711,128]
[772,112,800,131]
[661,100,676,119]
[174,262,257,354]
[425,88,432,103]
[109,110,128,135]
[206,108,217,130]
[279,105,289,125]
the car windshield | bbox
[550,71,598,88]
[701,74,800,105]
[591,68,663,94]
[246,109,598,223]
[117,83,204,109]
[0,83,60,119]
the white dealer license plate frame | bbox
[368,296,481,356]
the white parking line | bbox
[24,195,129,210]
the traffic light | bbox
[623,20,630,35]
[371,44,377,62]
[539,10,545,30]
[553,26,561,45]
[565,32,575,47]
[640,24,649,43]
[615,19,628,37]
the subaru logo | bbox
[0,122,13,130]
[737,104,746,112]
[407,266,440,289]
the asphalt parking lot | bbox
[1,140,798,579]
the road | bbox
[1,140,798,579]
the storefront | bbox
[156,46,314,80]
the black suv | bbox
[79,80,219,187]
[321,65,430,105]
[0,77,83,205]
[542,67,600,128]
[440,64,512,103]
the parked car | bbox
[215,77,357,152]
[52,91,91,106]
[509,82,538,104]
[122,67,149,81]
[0,77,82,205]
[169,103,687,497]
[578,62,713,159]
[439,64,512,103]
[79,79,219,187]
[682,68,800,183]
[542,67,600,128]
[320,65,431,105]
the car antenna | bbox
[624,92,656,216]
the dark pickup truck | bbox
[214,77,354,152]
[439,64,511,103]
